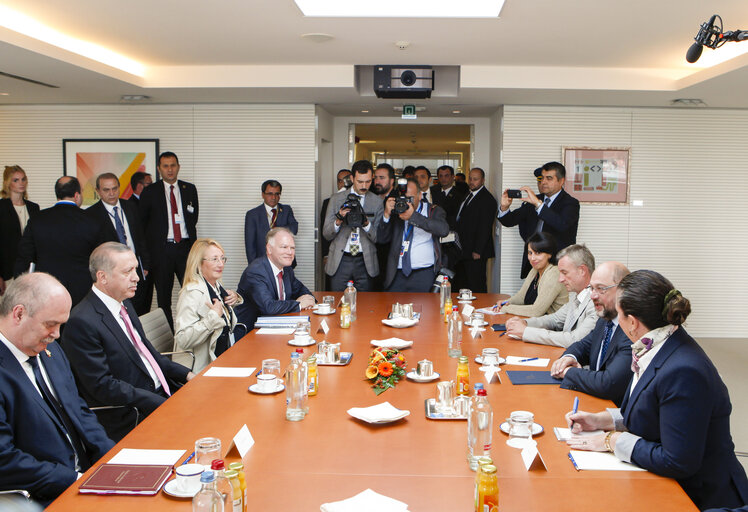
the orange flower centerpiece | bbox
[365,347,407,395]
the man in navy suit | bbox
[244,179,298,264]
[235,227,315,330]
[0,273,114,506]
[498,162,580,278]
[550,262,632,406]
[138,152,199,329]
[378,179,449,292]
[87,173,152,315]
[127,171,152,205]
[61,243,194,442]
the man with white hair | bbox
[505,244,597,347]
[235,227,315,329]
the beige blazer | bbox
[502,265,568,317]
[174,279,243,373]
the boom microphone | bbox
[686,42,703,64]
[686,15,718,63]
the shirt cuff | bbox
[333,222,341,233]
[614,432,640,463]
[562,353,578,362]
[497,208,509,218]
[362,222,372,233]
[607,408,625,431]
[382,215,390,224]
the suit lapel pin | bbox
[45,349,52,357]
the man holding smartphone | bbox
[498,162,580,278]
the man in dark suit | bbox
[0,273,114,506]
[550,262,632,405]
[454,167,498,293]
[378,179,449,292]
[323,160,384,291]
[499,161,580,278]
[87,173,152,315]
[235,227,315,329]
[371,163,396,291]
[61,242,194,442]
[244,179,298,265]
[138,151,199,329]
[127,171,152,205]
[14,177,105,307]
[430,165,468,273]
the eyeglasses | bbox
[203,256,227,264]
[591,283,617,295]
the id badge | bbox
[228,331,236,347]
[173,213,183,224]
[400,240,410,257]
[350,232,360,244]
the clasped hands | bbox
[206,289,241,315]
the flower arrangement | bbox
[365,347,407,395]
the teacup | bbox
[175,463,204,493]
[257,373,278,392]
[317,303,331,314]
[459,288,472,299]
[416,359,433,377]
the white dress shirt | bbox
[268,260,285,300]
[91,285,161,390]
[162,181,188,240]
[264,203,279,228]
[103,200,135,252]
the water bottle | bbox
[209,460,233,512]
[192,471,224,512]
[447,305,463,358]
[295,348,309,413]
[285,353,307,421]
[439,276,449,314]
[467,385,493,471]
[343,281,357,321]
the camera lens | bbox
[400,70,417,87]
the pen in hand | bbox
[571,396,579,431]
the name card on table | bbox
[521,442,548,471]
[461,304,475,317]
[227,424,255,459]
[318,319,330,335]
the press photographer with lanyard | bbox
[378,178,449,292]
[174,238,244,373]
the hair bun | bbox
[665,294,691,325]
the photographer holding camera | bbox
[323,160,383,291]
[378,178,449,292]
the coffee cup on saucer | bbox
[175,463,203,493]
[416,359,434,378]
[257,373,278,392]
[317,303,331,314]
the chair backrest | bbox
[138,308,174,353]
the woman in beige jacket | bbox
[501,232,568,317]
[174,238,243,372]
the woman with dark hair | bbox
[566,270,748,511]
[500,231,568,317]
[0,165,39,295]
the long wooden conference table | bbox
[49,292,697,511]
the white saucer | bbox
[458,295,477,301]
[248,383,285,394]
[312,308,336,315]
[288,337,316,346]
[382,317,418,328]
[406,370,440,382]
[465,320,489,327]
[474,356,506,365]
[499,421,544,436]
[163,479,198,498]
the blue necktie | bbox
[402,221,414,277]
[113,206,128,245]
[598,321,615,370]
[536,197,551,232]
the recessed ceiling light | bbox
[361,110,369,113]
[455,141,471,145]
[670,98,707,107]
[358,140,377,144]
[452,110,461,114]
[294,0,504,18]
[0,92,9,96]
[300,33,335,43]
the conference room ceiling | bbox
[0,0,747,113]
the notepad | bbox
[553,427,604,441]
[79,464,173,494]
[108,448,185,466]
[568,450,646,471]
[256,327,295,335]
[506,371,560,385]
[204,367,256,378]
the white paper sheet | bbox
[553,427,604,441]
[320,488,409,512]
[256,327,295,335]
[476,307,502,315]
[108,448,186,466]
[204,367,256,377]
[568,450,646,471]
[505,356,550,367]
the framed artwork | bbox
[562,147,630,204]
[63,139,159,207]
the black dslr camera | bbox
[342,193,367,228]
[393,178,412,215]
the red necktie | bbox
[270,208,278,228]
[170,185,181,243]
[277,270,284,300]
[119,305,171,396]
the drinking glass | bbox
[323,295,335,307]
[262,358,282,379]
[506,411,535,448]
[481,348,500,365]
[195,437,221,467]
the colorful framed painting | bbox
[562,147,630,204]
[63,139,159,207]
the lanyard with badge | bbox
[400,201,424,257]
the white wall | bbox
[500,106,748,337]
[0,104,317,313]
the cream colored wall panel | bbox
[500,106,748,337]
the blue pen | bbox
[254,369,262,377]
[499,331,506,337]
[572,396,579,415]
[568,452,580,471]
[182,451,195,465]
[518,357,538,363]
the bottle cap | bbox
[478,456,493,465]
[295,348,304,354]
[210,459,225,470]
[291,352,299,359]
[459,355,469,364]
[224,469,238,479]
[482,465,497,474]
[477,389,487,396]
[452,305,459,311]
[200,470,215,483]
[474,383,484,390]
[307,355,317,363]
[347,280,354,285]
[228,462,244,471]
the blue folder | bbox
[506,370,561,385]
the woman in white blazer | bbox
[174,238,243,372]
[501,232,568,317]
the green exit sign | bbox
[402,104,417,119]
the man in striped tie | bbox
[244,180,299,266]
[549,261,633,406]
[61,242,195,441]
